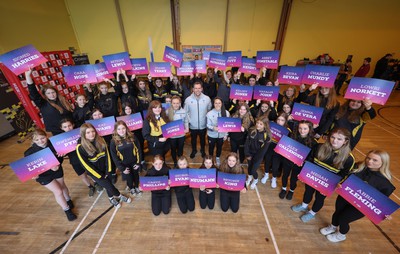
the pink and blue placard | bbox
[202,51,222,65]
[253,86,280,101]
[217,172,246,191]
[86,116,115,136]
[49,128,80,155]
[116,113,143,131]
[208,53,227,69]
[10,148,60,182]
[291,102,324,125]
[217,117,242,132]
[102,52,132,73]
[344,77,395,105]
[177,61,195,76]
[163,46,183,67]
[169,168,189,187]
[139,176,169,191]
[0,44,48,75]
[224,51,242,67]
[229,84,254,100]
[126,58,149,75]
[62,64,97,86]
[256,50,280,69]
[269,121,290,143]
[161,119,185,138]
[189,168,217,188]
[149,62,171,78]
[298,161,342,197]
[239,57,260,75]
[336,174,399,225]
[274,135,311,166]
[93,63,114,82]
[301,65,340,88]
[194,60,207,74]
[278,66,305,85]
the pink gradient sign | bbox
[278,66,305,85]
[93,63,114,82]
[208,53,227,69]
[336,174,399,225]
[126,58,149,75]
[217,117,242,132]
[239,57,259,75]
[301,65,340,88]
[86,116,115,136]
[0,44,48,75]
[217,172,246,191]
[344,77,395,105]
[202,51,222,65]
[269,121,290,143]
[149,62,171,78]
[274,135,311,166]
[103,52,132,73]
[177,61,195,76]
[291,102,324,125]
[49,128,80,155]
[161,119,185,138]
[298,161,342,197]
[163,46,183,67]
[256,50,280,69]
[139,176,169,191]
[194,60,207,74]
[224,51,242,67]
[169,169,189,187]
[189,168,217,188]
[229,84,253,100]
[116,113,143,131]
[10,148,60,182]
[253,86,280,101]
[62,64,97,86]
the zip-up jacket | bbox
[110,138,142,171]
[206,109,230,138]
[184,92,212,130]
[76,140,112,179]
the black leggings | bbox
[208,136,224,157]
[190,128,207,153]
[199,189,215,209]
[281,159,302,191]
[123,166,140,189]
[230,138,245,163]
[90,176,120,198]
[220,189,240,213]
[170,136,185,163]
[176,188,195,213]
[332,195,365,234]
[271,152,284,178]
[151,192,171,216]
[302,184,327,213]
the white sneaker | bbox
[216,157,221,166]
[320,225,337,236]
[326,232,346,242]
[130,188,137,197]
[250,179,259,190]
[261,174,269,184]
[246,175,253,187]
[271,177,277,188]
[135,187,142,196]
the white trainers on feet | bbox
[271,177,277,188]
[320,225,337,236]
[135,187,142,196]
[326,232,346,242]
[246,175,253,187]
[119,195,132,203]
[130,188,137,196]
[216,157,221,166]
[250,179,259,190]
[261,174,269,184]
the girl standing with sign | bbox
[291,128,355,222]
[149,76,169,103]
[277,86,298,113]
[199,155,217,209]
[73,85,94,128]
[121,102,145,155]
[219,152,246,213]
[76,123,131,208]
[166,75,183,99]
[320,150,395,242]
[251,100,277,121]
[95,79,119,117]
[110,121,143,197]
[134,77,152,111]
[174,156,195,213]
[25,129,76,221]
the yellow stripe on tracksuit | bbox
[76,144,102,179]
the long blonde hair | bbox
[232,103,254,130]
[79,123,107,156]
[316,128,351,169]
[112,120,135,146]
[353,150,392,181]
[41,85,73,113]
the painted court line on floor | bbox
[92,205,119,254]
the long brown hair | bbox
[219,152,243,174]
[294,120,315,147]
[112,120,135,146]
[249,115,271,139]
[316,128,351,169]
[136,79,152,102]
[79,123,107,156]
[232,103,254,130]
[335,100,365,123]
[40,85,73,113]
[314,87,338,110]
[256,101,271,118]
[146,100,170,131]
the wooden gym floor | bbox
[0,90,399,254]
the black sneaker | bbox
[190,151,197,159]
[286,191,294,200]
[279,189,287,199]
[111,173,118,184]
[89,186,95,197]
[173,162,178,169]
[66,199,74,209]
[65,208,77,221]
[94,183,103,193]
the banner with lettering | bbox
[253,86,280,101]
[274,136,311,166]
[202,51,222,65]
[256,50,280,69]
[217,117,242,132]
[161,119,185,138]
[269,121,290,143]
[301,65,340,88]
[149,62,171,78]
[189,168,217,188]
[224,51,242,67]
[116,113,143,131]
[336,174,400,225]
[177,61,195,76]
[239,57,259,75]
[194,60,207,74]
[126,58,149,75]
[229,84,253,100]
[291,102,324,125]
[62,64,97,86]
[93,63,114,82]
[10,147,60,182]
[163,46,183,67]
[278,66,305,85]
[139,176,169,191]
[208,53,227,69]
[103,52,132,73]
[298,161,342,196]
[344,77,395,105]
[0,44,48,75]
[49,128,80,155]
[169,168,190,187]
[86,116,115,136]
[217,172,246,191]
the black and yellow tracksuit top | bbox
[76,141,112,179]
[110,138,142,171]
